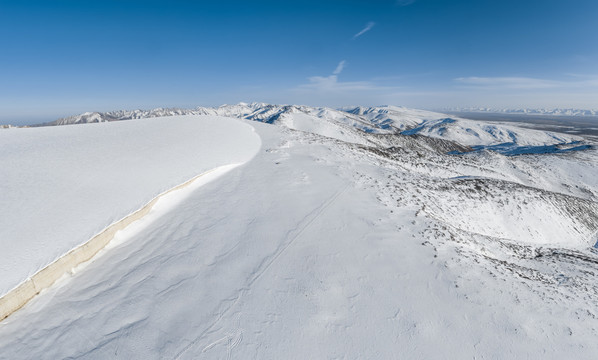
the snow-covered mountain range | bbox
[1,103,598,358]
[446,107,598,116]
[44,103,589,155]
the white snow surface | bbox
[1,109,598,358]
[402,116,580,147]
[0,115,260,296]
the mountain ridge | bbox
[39,103,590,157]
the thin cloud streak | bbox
[333,60,346,75]
[353,22,375,39]
[396,0,417,6]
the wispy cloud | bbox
[298,60,355,91]
[333,60,346,75]
[353,22,375,39]
[455,75,598,90]
[396,0,417,6]
[301,76,382,92]
[563,73,598,86]
[287,72,598,109]
[295,60,396,94]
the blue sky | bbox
[1,0,597,124]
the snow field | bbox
[0,115,260,301]
[1,107,598,358]
[0,124,478,358]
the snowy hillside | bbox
[401,116,584,152]
[1,105,598,358]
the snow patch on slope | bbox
[423,177,598,247]
[402,116,583,155]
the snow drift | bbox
[0,116,261,318]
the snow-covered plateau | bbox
[1,104,598,359]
